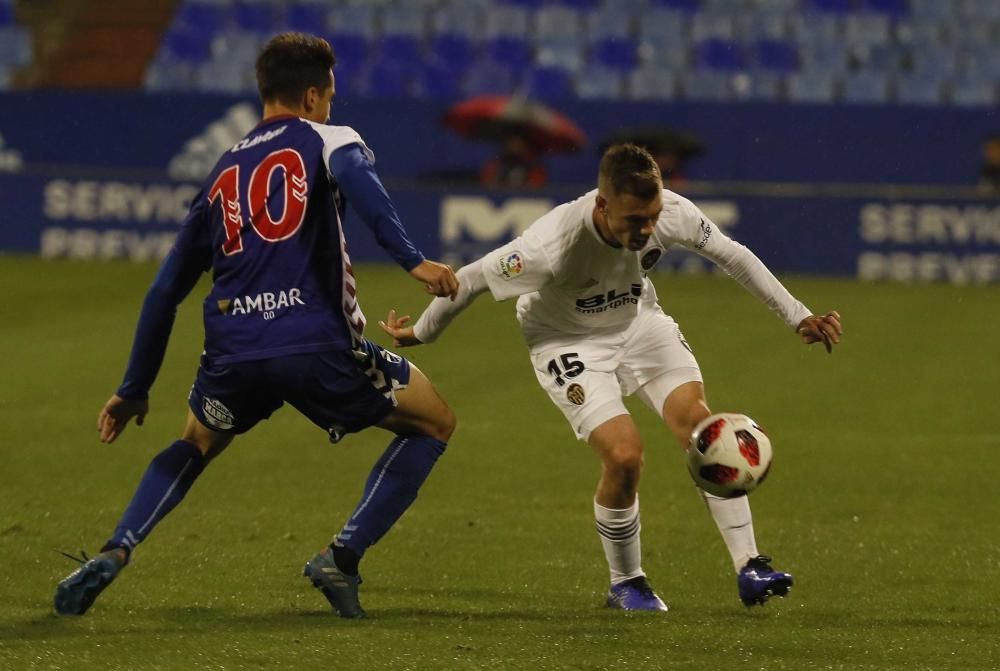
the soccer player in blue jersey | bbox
[54,33,459,619]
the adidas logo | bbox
[167,102,260,181]
[0,132,24,173]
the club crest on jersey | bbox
[566,383,586,406]
[640,247,664,270]
[203,397,236,430]
[498,252,524,280]
[222,288,306,316]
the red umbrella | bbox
[442,95,587,153]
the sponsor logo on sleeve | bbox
[695,218,713,250]
[498,252,524,280]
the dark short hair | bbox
[256,32,335,106]
[598,143,662,200]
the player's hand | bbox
[378,309,423,347]
[409,259,459,301]
[97,394,149,444]
[797,311,843,354]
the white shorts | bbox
[528,307,702,441]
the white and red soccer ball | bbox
[687,413,773,498]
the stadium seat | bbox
[327,5,376,38]
[695,39,744,71]
[842,70,890,103]
[143,59,195,92]
[628,67,679,100]
[950,75,997,107]
[682,70,733,101]
[381,6,428,38]
[162,28,213,63]
[431,34,475,67]
[523,65,575,101]
[894,19,947,48]
[536,41,585,73]
[576,67,625,100]
[960,0,1000,20]
[326,33,369,69]
[638,9,688,46]
[485,5,530,39]
[378,34,424,68]
[786,71,837,102]
[906,44,958,79]
[485,36,534,74]
[194,58,254,94]
[361,60,412,98]
[908,0,956,20]
[850,44,901,73]
[844,14,891,46]
[894,71,944,105]
[731,70,784,101]
[535,6,582,40]
[430,5,482,38]
[415,60,464,99]
[285,4,329,33]
[0,66,11,89]
[754,40,798,73]
[553,0,600,9]
[0,1,13,27]
[234,2,280,35]
[175,1,231,39]
[789,14,842,46]
[746,13,791,40]
[798,42,850,75]
[584,8,632,39]
[463,59,518,96]
[691,13,736,41]
[592,37,639,72]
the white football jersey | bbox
[479,189,811,343]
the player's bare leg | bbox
[588,415,667,611]
[55,411,232,615]
[306,364,455,618]
[660,380,792,606]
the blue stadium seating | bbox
[139,0,1000,109]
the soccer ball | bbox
[687,413,773,498]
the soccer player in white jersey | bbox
[380,144,843,611]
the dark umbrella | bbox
[443,95,587,153]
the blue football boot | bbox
[738,555,793,606]
[303,547,365,619]
[54,548,128,615]
[606,576,669,612]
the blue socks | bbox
[334,435,447,558]
[102,440,205,556]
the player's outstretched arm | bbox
[409,259,459,300]
[97,394,150,444]
[796,311,843,353]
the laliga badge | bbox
[498,252,524,280]
[640,246,664,271]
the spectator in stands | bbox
[601,128,704,190]
[480,133,548,188]
[978,135,1000,193]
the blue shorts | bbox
[188,339,411,443]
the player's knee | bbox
[604,442,644,479]
[428,404,457,443]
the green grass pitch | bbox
[1,256,998,670]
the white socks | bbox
[700,490,758,573]
[594,497,644,585]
